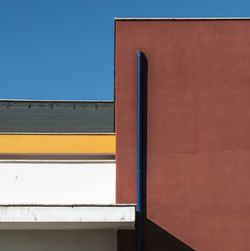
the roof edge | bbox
[0,99,114,103]
[0,133,115,135]
[115,17,250,21]
[0,205,136,230]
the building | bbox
[115,18,250,251]
[0,100,135,251]
[1,18,250,251]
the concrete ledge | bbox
[0,205,136,230]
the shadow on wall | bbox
[117,53,194,251]
[117,221,194,251]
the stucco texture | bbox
[115,20,250,250]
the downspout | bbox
[137,50,143,251]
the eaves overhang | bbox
[0,204,136,230]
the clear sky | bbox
[0,0,249,100]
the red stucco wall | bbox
[115,20,250,250]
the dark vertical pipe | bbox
[137,50,143,251]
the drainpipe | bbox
[137,50,143,251]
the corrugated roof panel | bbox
[0,101,114,133]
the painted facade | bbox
[0,100,134,251]
[2,18,250,251]
[115,18,250,251]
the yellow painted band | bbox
[0,135,115,154]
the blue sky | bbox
[0,0,249,100]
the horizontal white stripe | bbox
[0,162,116,205]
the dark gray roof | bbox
[0,100,114,133]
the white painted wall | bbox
[0,230,116,251]
[0,162,115,204]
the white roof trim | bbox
[0,205,136,230]
[0,99,114,102]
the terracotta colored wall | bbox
[115,20,250,251]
